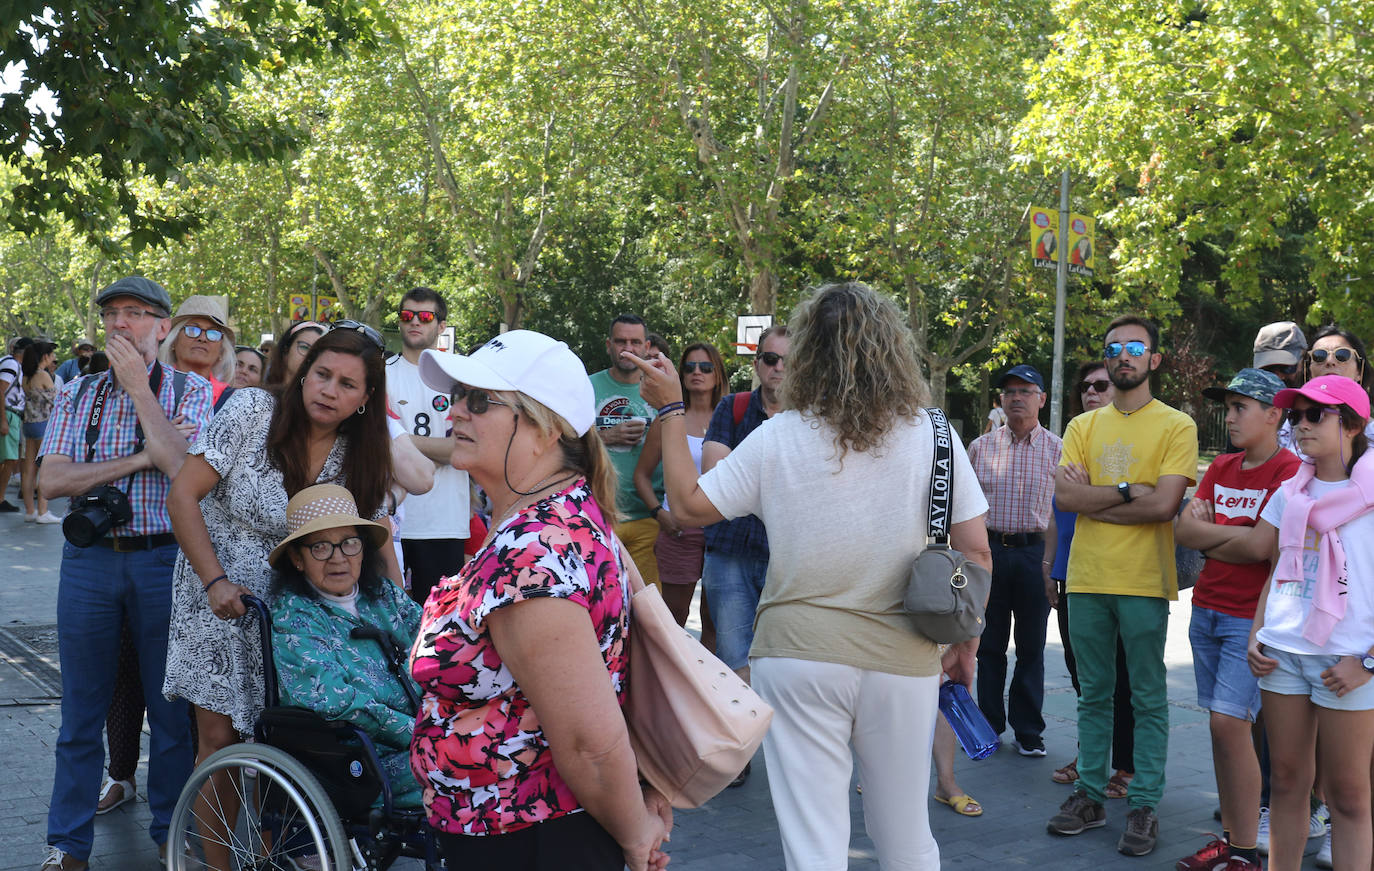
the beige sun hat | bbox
[159,294,237,381]
[269,484,390,568]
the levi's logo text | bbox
[1211,485,1268,522]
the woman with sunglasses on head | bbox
[1211,375,1374,871]
[632,342,724,640]
[410,330,671,871]
[163,328,394,871]
[1042,361,1137,797]
[263,319,326,390]
[157,296,237,407]
[629,282,991,870]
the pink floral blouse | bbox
[409,480,629,835]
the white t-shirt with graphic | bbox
[1256,476,1374,656]
[0,355,23,414]
[386,354,470,540]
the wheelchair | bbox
[167,595,441,871]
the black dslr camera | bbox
[63,485,134,548]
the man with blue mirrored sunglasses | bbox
[1047,315,1198,857]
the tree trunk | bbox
[749,268,778,315]
[927,365,949,411]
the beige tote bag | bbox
[621,551,773,809]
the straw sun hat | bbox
[269,484,390,568]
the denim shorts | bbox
[22,420,46,441]
[1189,605,1261,721]
[1258,647,1374,711]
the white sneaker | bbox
[1309,802,1329,838]
[35,512,62,525]
[1256,806,1270,855]
[1315,824,1333,868]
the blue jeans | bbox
[48,541,194,859]
[1189,605,1262,722]
[702,549,768,670]
[976,543,1051,742]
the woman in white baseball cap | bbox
[410,330,671,871]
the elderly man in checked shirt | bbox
[967,363,1063,757]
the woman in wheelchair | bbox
[268,483,424,809]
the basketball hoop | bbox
[734,314,772,356]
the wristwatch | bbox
[1117,481,1133,503]
[1361,654,1374,674]
[649,505,662,519]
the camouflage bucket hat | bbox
[1201,367,1284,406]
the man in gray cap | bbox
[968,363,1063,756]
[36,276,212,871]
[1253,321,1307,388]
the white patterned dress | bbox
[162,388,349,733]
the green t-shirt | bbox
[589,369,662,520]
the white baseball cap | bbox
[419,330,595,436]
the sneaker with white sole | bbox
[1314,824,1332,868]
[36,511,62,524]
[1047,790,1107,835]
[39,846,87,871]
[1309,802,1329,838]
[1015,737,1047,757]
[1255,806,1270,855]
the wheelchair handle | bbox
[349,624,422,713]
[240,594,280,707]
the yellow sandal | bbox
[934,793,984,816]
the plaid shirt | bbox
[967,422,1062,533]
[701,389,770,558]
[39,363,213,535]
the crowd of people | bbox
[17,273,1374,871]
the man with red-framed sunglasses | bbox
[386,286,471,606]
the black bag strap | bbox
[925,407,954,546]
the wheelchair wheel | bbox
[168,742,353,871]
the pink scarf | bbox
[1275,452,1374,646]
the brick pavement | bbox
[0,493,1333,870]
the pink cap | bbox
[1273,374,1371,419]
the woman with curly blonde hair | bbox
[629,281,991,870]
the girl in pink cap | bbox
[1222,374,1374,871]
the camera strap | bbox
[83,363,164,463]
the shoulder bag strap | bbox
[925,407,954,547]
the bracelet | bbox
[1041,561,1052,566]
[659,410,686,420]
[203,574,228,593]
[649,505,662,518]
[657,401,685,415]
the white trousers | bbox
[752,657,941,871]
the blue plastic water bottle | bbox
[938,680,1000,760]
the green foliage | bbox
[1019,1,1374,337]
[2,0,388,252]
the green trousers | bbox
[1067,592,1170,808]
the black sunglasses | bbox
[682,361,715,374]
[1309,347,1358,364]
[331,319,385,350]
[757,351,785,367]
[1285,406,1339,425]
[451,383,511,415]
[1080,379,1110,394]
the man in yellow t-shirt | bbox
[1045,316,1198,858]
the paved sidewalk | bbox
[0,497,1331,870]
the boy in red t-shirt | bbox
[1174,368,1300,871]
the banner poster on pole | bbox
[1068,213,1095,276]
[289,294,311,322]
[315,295,338,322]
[1030,206,1058,270]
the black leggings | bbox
[435,811,622,871]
